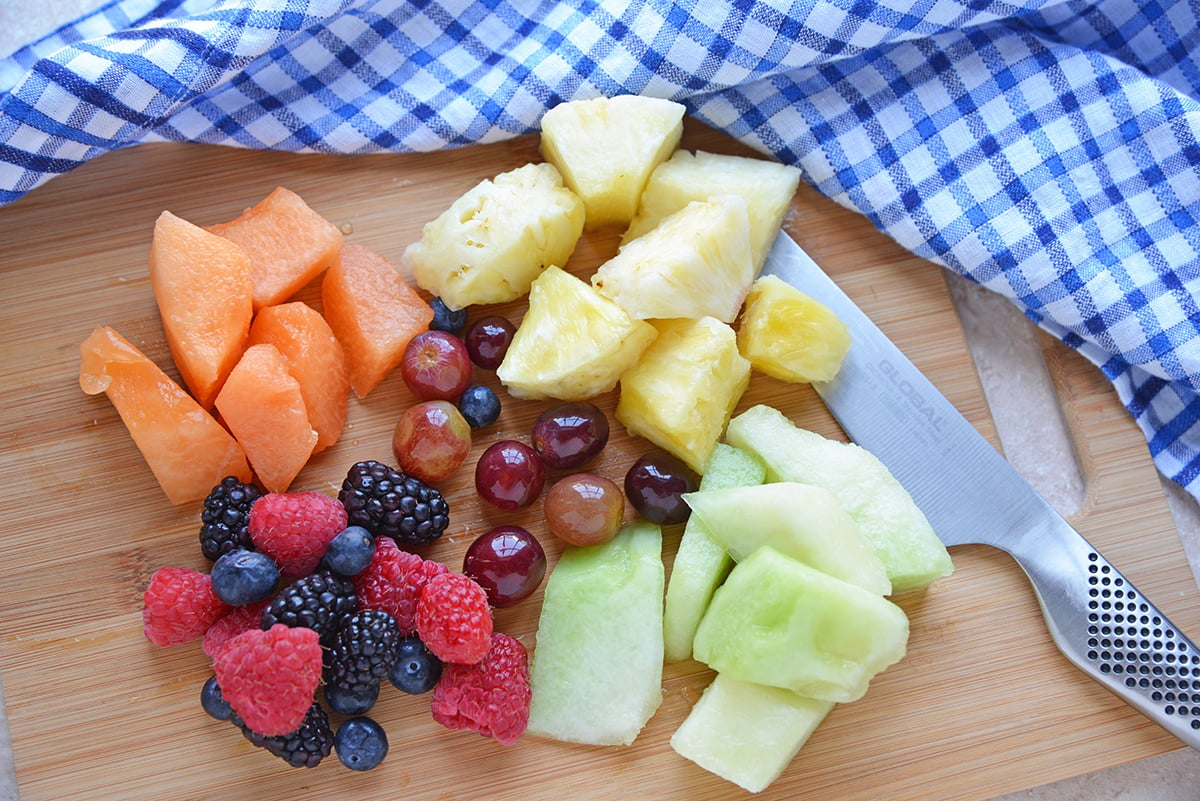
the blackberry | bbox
[338,460,449,546]
[234,703,333,768]
[199,476,263,561]
[260,571,358,646]
[325,609,401,694]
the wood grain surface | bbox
[1,120,1197,801]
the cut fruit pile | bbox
[531,404,951,793]
[143,464,532,770]
[400,93,851,476]
[81,93,955,793]
[403,93,952,793]
[81,187,434,501]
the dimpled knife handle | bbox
[1013,514,1200,748]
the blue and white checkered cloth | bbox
[4,0,1200,500]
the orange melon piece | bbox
[321,242,434,398]
[248,302,349,453]
[79,325,252,505]
[149,210,254,407]
[214,343,318,494]
[207,187,344,310]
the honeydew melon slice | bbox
[526,519,664,746]
[725,404,953,592]
[683,482,891,596]
[663,443,766,663]
[670,673,834,793]
[692,546,908,702]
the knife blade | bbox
[761,231,1200,749]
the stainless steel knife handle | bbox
[1007,512,1200,748]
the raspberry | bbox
[338,460,449,546]
[415,572,493,664]
[352,537,448,634]
[202,599,271,659]
[260,570,358,646]
[142,567,229,647]
[431,633,530,746]
[199,476,263,561]
[213,623,322,737]
[248,491,348,578]
[234,702,333,768]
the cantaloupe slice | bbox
[214,344,318,494]
[321,242,434,398]
[149,210,253,407]
[206,187,344,310]
[79,325,252,505]
[247,302,348,453]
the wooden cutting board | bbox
[1,119,1197,801]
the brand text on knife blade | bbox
[878,359,946,434]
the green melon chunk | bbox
[526,519,665,745]
[692,546,908,702]
[683,482,891,595]
[663,443,766,663]
[725,404,953,592]
[670,673,835,793]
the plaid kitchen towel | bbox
[3,0,1200,500]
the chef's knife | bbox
[762,231,1200,749]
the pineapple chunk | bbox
[497,265,657,401]
[592,195,754,323]
[402,162,584,310]
[539,94,685,228]
[623,149,802,272]
[738,274,851,383]
[617,317,751,473]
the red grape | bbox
[400,330,472,401]
[462,525,547,606]
[530,402,609,469]
[474,440,545,510]
[392,400,472,483]
[623,451,699,524]
[463,315,516,370]
[544,473,625,546]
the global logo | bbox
[878,358,946,433]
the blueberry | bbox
[321,525,376,577]
[457,384,501,429]
[334,716,389,771]
[325,681,379,715]
[210,549,279,606]
[200,675,232,721]
[388,635,442,695]
[428,297,467,334]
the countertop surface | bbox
[2,4,1199,799]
